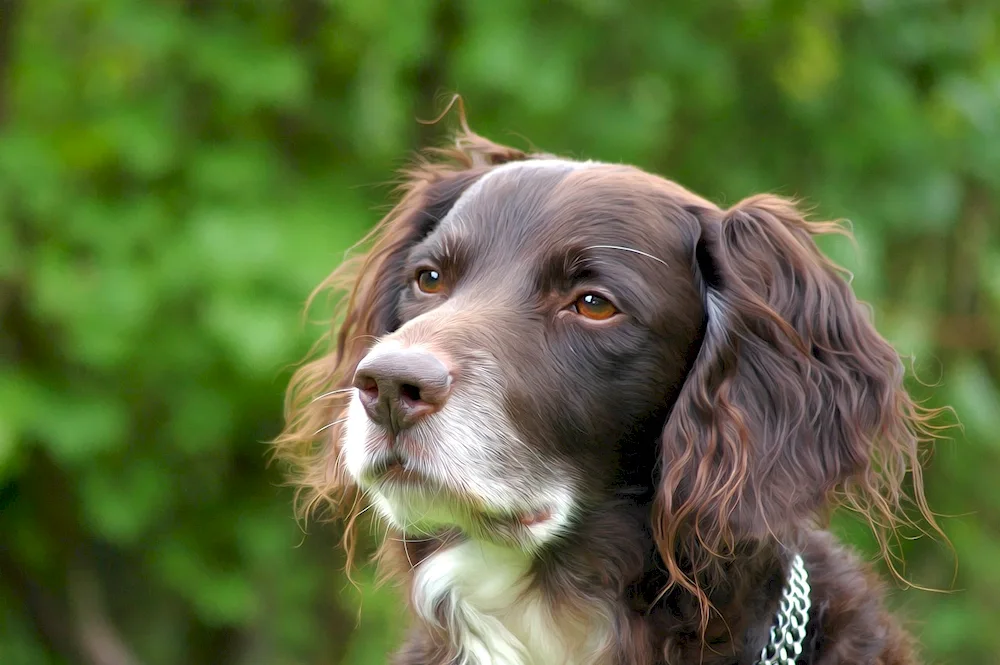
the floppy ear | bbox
[272,129,528,531]
[655,194,937,585]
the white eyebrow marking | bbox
[583,245,669,268]
[445,158,601,223]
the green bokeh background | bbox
[1,1,998,663]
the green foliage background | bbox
[1,1,998,663]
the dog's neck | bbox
[412,540,617,665]
[387,502,795,665]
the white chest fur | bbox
[411,541,613,665]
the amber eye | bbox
[573,293,618,320]
[416,269,444,294]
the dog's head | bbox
[277,127,938,581]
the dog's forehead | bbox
[444,158,603,223]
[438,157,662,253]
[435,158,698,271]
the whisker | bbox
[584,244,669,268]
[313,417,349,435]
[310,388,355,404]
[389,535,437,544]
[402,530,415,570]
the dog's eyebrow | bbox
[409,229,468,268]
[583,245,669,268]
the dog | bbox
[276,122,943,665]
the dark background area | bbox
[1,1,998,663]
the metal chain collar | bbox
[757,553,811,665]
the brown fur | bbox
[274,121,946,664]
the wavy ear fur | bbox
[272,129,529,549]
[655,195,942,599]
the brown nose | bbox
[352,349,452,433]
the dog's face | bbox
[343,160,705,549]
[278,131,932,576]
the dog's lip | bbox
[481,505,557,531]
[516,507,553,527]
[363,455,558,532]
[364,453,424,484]
[379,459,423,483]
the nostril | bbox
[399,383,422,404]
[356,376,379,403]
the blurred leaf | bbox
[166,385,237,456]
[0,372,32,478]
[153,536,260,626]
[0,405,21,482]
[775,11,841,103]
[187,23,309,110]
[948,361,1000,447]
[79,456,174,544]
[29,390,128,464]
[203,293,298,375]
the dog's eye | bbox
[573,293,618,321]
[416,269,445,294]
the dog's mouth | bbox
[516,507,553,527]
[473,506,563,542]
[362,454,561,538]
[365,453,424,485]
[476,505,556,529]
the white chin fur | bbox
[340,388,577,549]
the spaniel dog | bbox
[276,120,942,665]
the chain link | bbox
[757,554,811,665]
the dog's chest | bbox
[412,542,613,665]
